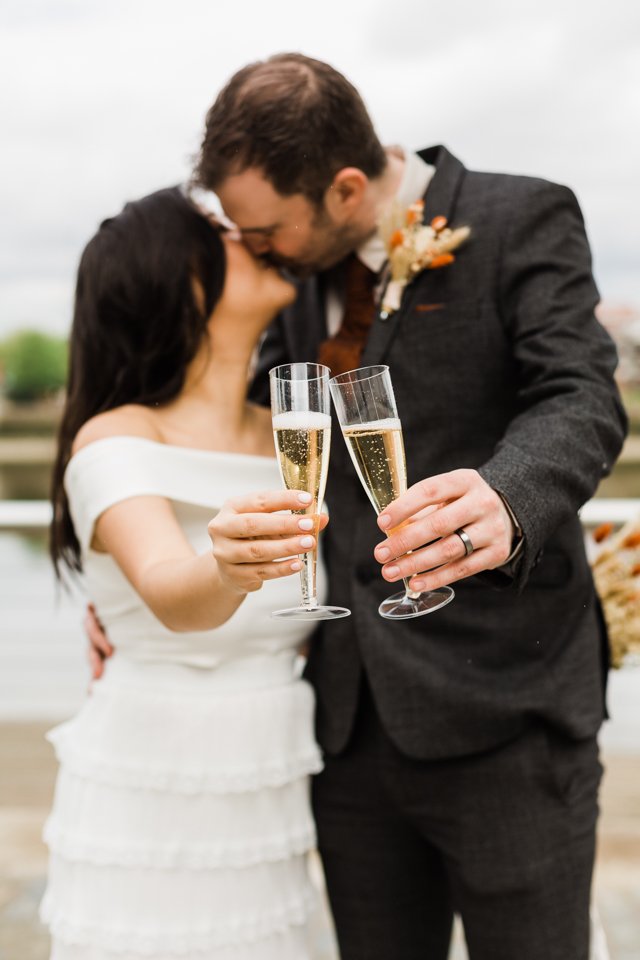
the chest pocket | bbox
[386,295,515,437]
[396,297,496,376]
[403,296,485,336]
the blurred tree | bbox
[0,330,68,402]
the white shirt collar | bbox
[357,150,435,274]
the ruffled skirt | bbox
[40,655,326,959]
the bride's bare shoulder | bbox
[72,405,163,455]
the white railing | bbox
[0,498,638,532]
[579,498,639,526]
[0,500,53,529]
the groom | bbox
[92,55,627,959]
[194,54,628,960]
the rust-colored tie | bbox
[318,254,377,376]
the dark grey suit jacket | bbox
[251,146,628,760]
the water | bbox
[0,531,639,750]
[0,532,87,720]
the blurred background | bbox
[0,1,638,957]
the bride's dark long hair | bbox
[50,187,225,578]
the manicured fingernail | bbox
[376,546,390,561]
[297,492,312,504]
[385,565,400,579]
[378,514,391,529]
[300,536,314,549]
[411,580,425,591]
[298,518,314,531]
[291,560,302,571]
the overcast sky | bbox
[1,0,639,338]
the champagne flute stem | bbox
[403,577,422,601]
[385,520,420,600]
[299,549,319,610]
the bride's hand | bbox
[208,490,329,594]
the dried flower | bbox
[591,517,640,667]
[378,201,470,316]
[593,522,614,543]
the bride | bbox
[44,186,332,959]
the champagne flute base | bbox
[378,586,454,620]
[271,605,351,621]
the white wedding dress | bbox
[40,436,331,960]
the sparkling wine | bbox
[272,411,332,506]
[268,362,350,621]
[329,364,454,618]
[272,411,331,609]
[342,418,407,514]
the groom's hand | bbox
[85,603,114,681]
[373,469,514,591]
[209,489,328,594]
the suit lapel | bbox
[361,145,466,368]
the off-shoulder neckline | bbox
[67,435,277,469]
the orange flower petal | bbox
[593,522,614,543]
[406,204,424,225]
[429,253,455,269]
[390,229,404,249]
[431,216,448,232]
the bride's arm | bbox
[72,410,316,633]
[92,492,310,632]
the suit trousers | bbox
[312,677,602,960]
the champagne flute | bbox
[269,363,351,621]
[329,364,454,619]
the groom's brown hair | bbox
[194,53,386,206]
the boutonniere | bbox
[378,200,470,317]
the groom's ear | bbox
[324,168,368,223]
